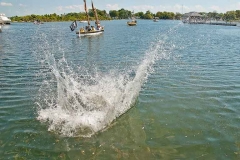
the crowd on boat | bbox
[80,23,104,32]
[70,0,105,36]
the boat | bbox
[0,13,11,24]
[80,20,88,23]
[74,0,104,37]
[0,17,3,32]
[127,12,137,26]
[127,20,137,26]
[33,20,44,25]
[0,17,3,25]
[153,17,159,22]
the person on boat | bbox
[96,23,101,30]
[91,26,95,31]
[80,27,85,33]
[96,23,104,31]
[85,26,91,31]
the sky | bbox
[1,0,240,17]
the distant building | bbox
[181,11,237,26]
[182,12,203,23]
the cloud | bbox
[57,5,84,12]
[0,2,13,6]
[106,4,119,10]
[132,5,154,12]
[209,6,220,12]
[19,4,27,7]
[129,4,181,13]
[194,5,206,12]
[127,4,223,13]
[222,2,240,12]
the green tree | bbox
[134,12,144,18]
[223,11,236,22]
[207,11,219,21]
[118,8,131,19]
[175,12,182,20]
[235,10,240,19]
[156,11,175,20]
[143,10,153,19]
[109,10,119,18]
[156,11,162,18]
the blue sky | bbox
[1,0,240,17]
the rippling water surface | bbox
[0,20,240,159]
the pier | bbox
[182,12,238,27]
[188,21,237,26]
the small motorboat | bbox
[127,20,137,26]
[153,17,159,22]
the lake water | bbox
[0,20,240,159]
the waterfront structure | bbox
[182,12,203,23]
[182,11,237,26]
[0,14,11,24]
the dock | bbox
[188,22,237,26]
[182,12,238,27]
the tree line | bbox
[10,8,240,22]
[110,8,240,21]
[199,10,240,22]
[10,9,111,22]
[109,9,182,20]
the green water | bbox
[0,20,240,159]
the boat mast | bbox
[91,0,99,25]
[83,0,90,26]
[131,10,135,20]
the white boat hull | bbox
[0,14,11,24]
[76,30,104,37]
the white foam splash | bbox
[36,27,176,137]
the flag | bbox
[70,20,77,31]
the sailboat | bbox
[127,11,137,26]
[75,0,104,36]
[127,19,137,26]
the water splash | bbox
[35,26,177,137]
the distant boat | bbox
[127,20,137,26]
[153,17,159,22]
[74,0,104,37]
[0,16,3,32]
[0,17,3,25]
[127,11,137,26]
[80,20,88,23]
[0,13,11,24]
[33,20,44,25]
